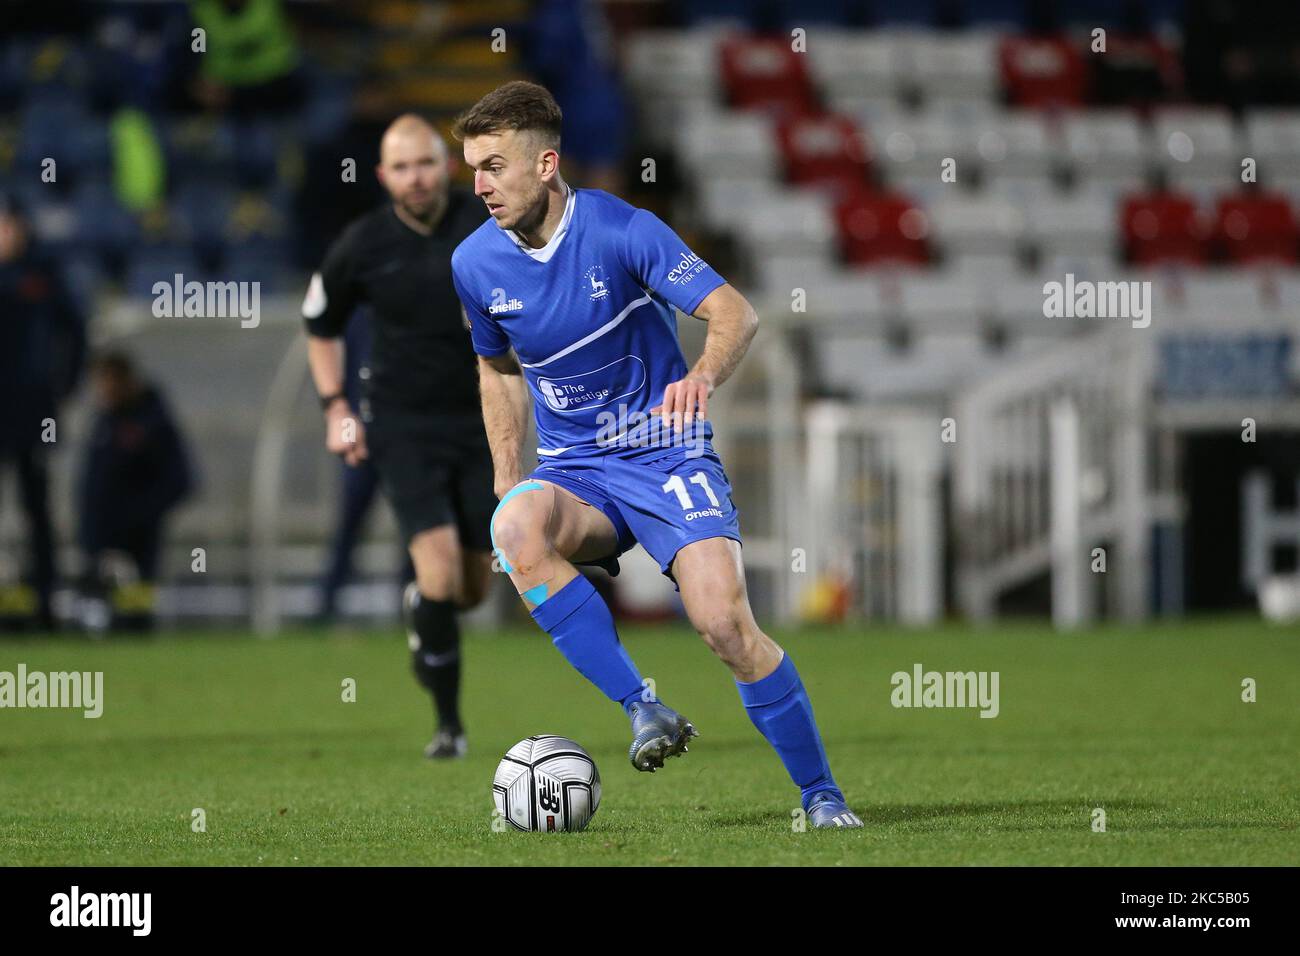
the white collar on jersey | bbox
[508,183,575,263]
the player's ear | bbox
[538,148,559,183]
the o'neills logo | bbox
[665,250,704,285]
[489,297,524,315]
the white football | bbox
[492,735,601,832]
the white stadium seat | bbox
[807,29,911,105]
[624,30,725,147]
[926,195,1025,255]
[904,32,1000,103]
[969,110,1059,182]
[1245,111,1300,182]
[730,191,837,261]
[675,109,778,183]
[1024,194,1118,260]
[897,271,991,329]
[1060,110,1149,184]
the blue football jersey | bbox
[450,187,726,459]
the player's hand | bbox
[325,401,369,466]
[653,373,714,432]
[494,475,522,500]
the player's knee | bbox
[490,483,553,575]
[697,609,754,669]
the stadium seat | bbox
[970,109,1059,185]
[775,111,872,198]
[730,190,838,262]
[906,31,1000,104]
[124,250,202,298]
[1025,193,1118,261]
[697,177,784,232]
[1089,33,1181,108]
[806,30,906,110]
[1178,271,1270,318]
[835,190,931,266]
[804,273,892,328]
[753,251,841,299]
[1212,192,1299,265]
[926,194,1025,257]
[718,34,817,116]
[1244,110,1300,180]
[1060,110,1148,186]
[72,181,140,253]
[858,109,972,190]
[998,35,1088,108]
[1121,191,1210,265]
[676,109,779,184]
[1151,107,1239,193]
[897,271,992,330]
[624,30,723,146]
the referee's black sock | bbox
[408,591,463,735]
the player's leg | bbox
[673,536,861,827]
[405,524,471,756]
[367,405,480,757]
[490,478,649,719]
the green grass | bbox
[1,618,1297,865]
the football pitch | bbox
[1,618,1296,866]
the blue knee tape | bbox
[490,481,546,575]
[522,582,549,605]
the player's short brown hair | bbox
[451,81,563,151]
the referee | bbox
[303,115,495,759]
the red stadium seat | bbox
[1121,192,1209,265]
[999,35,1088,108]
[1213,192,1298,265]
[719,34,816,116]
[775,112,872,198]
[835,190,930,267]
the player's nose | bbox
[473,170,492,197]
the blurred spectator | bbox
[0,193,86,630]
[187,0,304,115]
[523,0,629,194]
[77,351,194,631]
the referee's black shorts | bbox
[362,402,495,552]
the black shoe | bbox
[423,729,468,759]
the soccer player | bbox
[450,82,862,827]
[303,115,496,759]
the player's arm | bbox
[302,246,368,466]
[657,283,759,430]
[477,352,530,498]
[306,335,367,466]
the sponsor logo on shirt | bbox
[536,355,646,412]
[489,297,524,315]
[665,250,707,286]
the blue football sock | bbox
[736,653,841,808]
[530,574,645,714]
